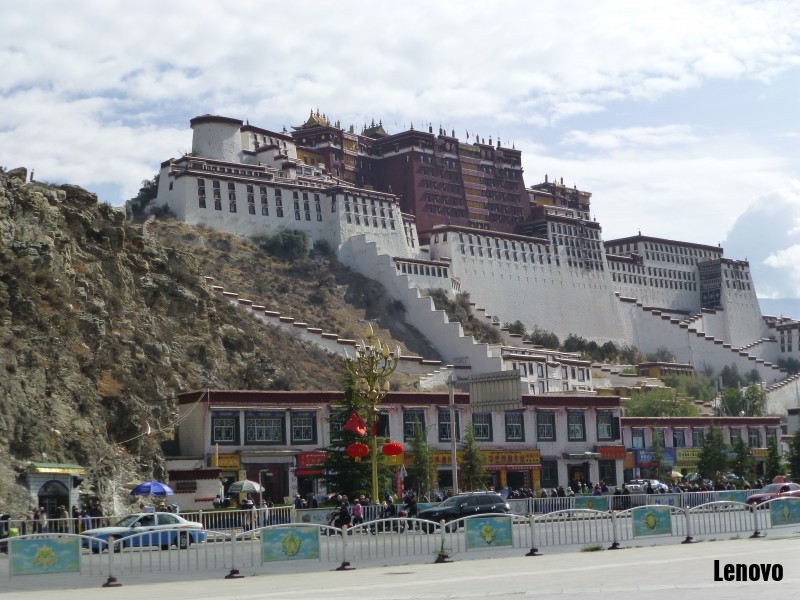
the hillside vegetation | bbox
[0,167,430,514]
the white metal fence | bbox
[1,495,798,589]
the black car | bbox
[418,492,510,532]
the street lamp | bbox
[345,324,400,504]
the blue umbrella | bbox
[130,481,174,496]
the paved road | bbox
[2,535,797,599]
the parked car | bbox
[81,512,205,553]
[746,482,800,506]
[628,479,669,493]
[419,492,510,532]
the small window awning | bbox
[28,462,85,475]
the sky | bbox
[2,0,800,304]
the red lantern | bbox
[382,441,404,456]
[346,442,370,462]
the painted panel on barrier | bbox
[573,496,609,511]
[632,507,672,537]
[465,516,512,549]
[648,493,680,506]
[10,538,80,576]
[261,526,320,561]
[507,499,529,515]
[716,490,749,504]
[298,508,331,525]
[770,499,800,526]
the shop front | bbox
[294,451,327,499]
[428,450,541,493]
[634,447,676,480]
[26,463,84,518]
[675,448,701,476]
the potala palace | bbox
[152,112,800,415]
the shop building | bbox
[168,389,623,509]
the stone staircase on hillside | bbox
[337,234,509,374]
[202,276,453,388]
[617,294,787,384]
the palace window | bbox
[403,409,426,442]
[652,428,665,447]
[692,428,705,447]
[211,412,239,445]
[290,412,317,444]
[438,408,460,443]
[596,412,617,441]
[748,428,761,448]
[537,411,555,441]
[631,428,645,448]
[567,411,585,441]
[473,413,492,441]
[245,413,284,444]
[672,429,686,448]
[505,411,524,442]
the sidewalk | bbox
[2,535,797,599]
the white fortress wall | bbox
[191,116,244,163]
[719,267,768,349]
[334,191,416,259]
[337,234,504,371]
[766,379,800,414]
[430,232,627,345]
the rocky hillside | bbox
[1,167,428,515]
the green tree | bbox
[765,435,784,481]
[321,372,390,501]
[253,229,309,261]
[459,426,488,491]
[718,385,765,416]
[662,374,716,402]
[742,385,766,416]
[562,333,587,353]
[503,320,526,336]
[787,429,800,480]
[526,326,559,349]
[651,436,665,481]
[697,426,729,482]
[777,357,800,375]
[645,346,674,362]
[730,437,754,482]
[720,364,744,389]
[128,173,160,217]
[406,419,437,498]
[625,387,700,417]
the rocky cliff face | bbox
[0,167,345,514]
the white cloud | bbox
[1,0,799,294]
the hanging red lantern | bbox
[346,442,370,462]
[382,441,404,456]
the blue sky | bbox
[2,0,800,303]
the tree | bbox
[697,427,729,483]
[128,173,160,216]
[526,326,559,349]
[625,388,700,417]
[742,385,766,416]
[406,419,437,499]
[787,429,800,480]
[765,435,784,481]
[718,385,765,416]
[253,229,309,261]
[777,357,800,375]
[730,437,754,482]
[321,372,390,501]
[720,364,744,389]
[503,320,526,336]
[459,426,488,491]
[651,436,665,481]
[662,374,716,403]
[645,346,673,362]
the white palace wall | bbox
[429,235,628,345]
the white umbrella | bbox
[228,479,264,494]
